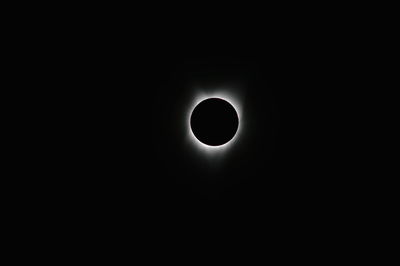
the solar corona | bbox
[186,91,242,153]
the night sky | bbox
[12,4,379,261]
[60,18,360,252]
[79,41,343,218]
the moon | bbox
[186,90,243,153]
[190,98,239,146]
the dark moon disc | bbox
[190,98,239,146]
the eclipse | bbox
[190,98,239,146]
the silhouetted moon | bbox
[190,98,239,146]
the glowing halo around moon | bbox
[186,90,243,154]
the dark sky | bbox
[13,4,380,260]
[79,37,345,215]
[62,19,361,249]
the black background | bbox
[76,39,343,222]
[48,11,368,253]
[4,3,388,261]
